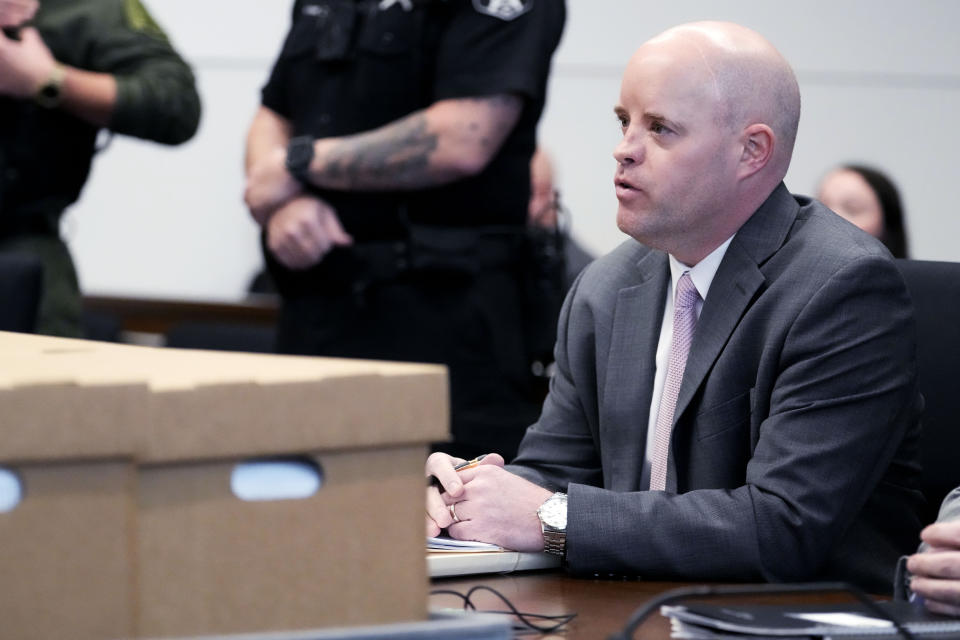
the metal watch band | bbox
[537,492,568,558]
[542,528,566,557]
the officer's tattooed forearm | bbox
[320,113,437,189]
[312,95,521,191]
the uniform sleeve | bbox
[432,1,565,102]
[261,51,289,119]
[260,67,290,118]
[90,0,201,145]
[259,0,303,118]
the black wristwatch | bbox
[35,64,66,109]
[285,135,315,185]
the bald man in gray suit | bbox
[426,21,923,594]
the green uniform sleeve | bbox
[91,0,201,144]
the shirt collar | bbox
[668,234,736,302]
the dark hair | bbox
[843,164,910,259]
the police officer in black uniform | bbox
[245,0,565,460]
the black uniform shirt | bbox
[261,0,565,242]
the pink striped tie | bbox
[649,272,700,491]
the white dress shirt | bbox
[641,235,735,489]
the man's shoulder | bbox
[765,191,898,282]
[560,239,659,317]
[578,239,653,287]
[36,0,156,50]
[37,0,123,22]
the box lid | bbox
[0,332,449,463]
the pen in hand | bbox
[428,454,487,493]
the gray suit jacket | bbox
[510,183,924,594]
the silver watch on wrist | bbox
[536,492,567,557]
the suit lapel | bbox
[602,250,669,492]
[672,248,765,421]
[668,184,799,489]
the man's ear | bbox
[737,124,774,180]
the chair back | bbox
[896,259,960,521]
[0,253,43,333]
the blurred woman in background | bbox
[817,164,910,258]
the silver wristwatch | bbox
[536,492,567,557]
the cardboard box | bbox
[0,332,448,639]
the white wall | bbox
[67,0,960,300]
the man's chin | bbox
[617,214,676,252]
[616,206,652,239]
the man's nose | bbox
[613,132,643,165]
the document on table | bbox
[426,536,561,577]
[662,600,960,638]
[427,536,502,553]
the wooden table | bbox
[431,571,668,638]
[430,571,881,639]
[83,294,278,335]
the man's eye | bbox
[650,121,670,135]
[616,115,629,131]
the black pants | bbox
[0,233,82,337]
[276,269,543,461]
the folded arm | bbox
[244,94,523,221]
[244,107,351,267]
[0,4,200,142]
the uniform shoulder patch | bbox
[472,0,533,21]
[123,0,170,42]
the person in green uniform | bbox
[0,0,200,336]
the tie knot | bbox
[675,272,699,309]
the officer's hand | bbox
[266,196,353,270]
[0,0,37,28]
[0,26,56,99]
[245,147,303,224]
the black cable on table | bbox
[431,584,577,635]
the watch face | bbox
[289,141,311,166]
[40,85,59,100]
[35,80,62,108]
[35,65,66,109]
[541,494,567,529]
[286,136,315,179]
